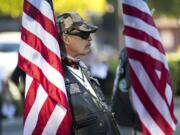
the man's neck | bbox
[61,52,80,62]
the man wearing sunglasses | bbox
[57,12,120,135]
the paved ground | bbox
[1,117,23,135]
[1,97,180,135]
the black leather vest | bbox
[63,65,120,135]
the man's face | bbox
[64,32,92,59]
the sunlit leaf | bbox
[0,0,107,19]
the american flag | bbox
[18,0,72,135]
[121,0,177,134]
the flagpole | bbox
[116,0,124,50]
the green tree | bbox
[0,0,23,18]
[54,0,107,19]
[0,0,107,19]
[148,0,180,18]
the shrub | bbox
[168,60,180,96]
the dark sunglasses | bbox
[68,32,90,40]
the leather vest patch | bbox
[67,83,82,95]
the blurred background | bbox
[0,0,180,134]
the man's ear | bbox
[62,34,70,45]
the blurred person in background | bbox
[0,65,6,133]
[82,50,110,95]
[0,65,16,120]
[10,66,25,100]
[0,66,6,94]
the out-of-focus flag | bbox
[18,0,72,135]
[121,0,177,134]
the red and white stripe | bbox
[121,0,177,134]
[18,0,72,135]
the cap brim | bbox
[77,23,98,33]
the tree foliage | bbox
[148,0,180,18]
[1,0,179,19]
[0,0,107,19]
[0,0,23,18]
[54,0,107,19]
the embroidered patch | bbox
[68,83,81,94]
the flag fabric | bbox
[121,0,177,134]
[18,0,72,135]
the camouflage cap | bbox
[57,12,98,34]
